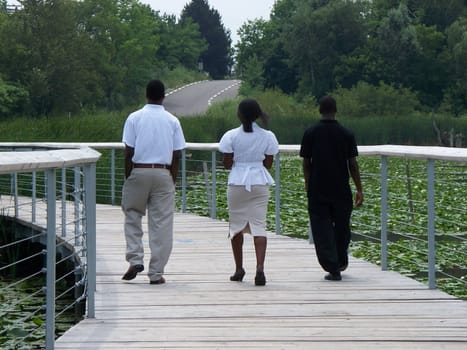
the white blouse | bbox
[218,123,279,191]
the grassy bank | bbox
[1,87,466,145]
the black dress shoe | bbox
[230,268,245,282]
[255,271,266,286]
[149,277,166,284]
[324,272,342,281]
[121,264,144,280]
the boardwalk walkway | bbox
[53,204,467,349]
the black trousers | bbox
[308,196,353,273]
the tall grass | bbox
[0,87,466,146]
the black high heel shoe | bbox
[255,271,266,286]
[230,268,245,282]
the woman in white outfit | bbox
[218,99,279,286]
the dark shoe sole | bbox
[150,277,166,284]
[121,264,144,280]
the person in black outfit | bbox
[300,96,363,281]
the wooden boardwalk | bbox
[49,204,467,349]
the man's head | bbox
[146,80,165,103]
[319,95,337,117]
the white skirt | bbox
[227,185,270,239]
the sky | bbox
[141,0,276,45]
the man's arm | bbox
[349,157,363,207]
[302,158,311,193]
[170,150,181,183]
[124,145,134,179]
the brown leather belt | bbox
[133,163,170,169]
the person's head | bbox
[237,98,269,132]
[146,79,165,104]
[319,95,337,118]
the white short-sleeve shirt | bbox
[218,122,279,191]
[122,104,186,164]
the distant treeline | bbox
[0,0,231,118]
[235,0,467,117]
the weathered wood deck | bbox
[48,204,467,349]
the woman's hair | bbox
[237,98,269,132]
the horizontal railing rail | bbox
[0,147,100,350]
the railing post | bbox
[61,168,67,237]
[211,150,217,219]
[381,156,388,271]
[32,171,37,223]
[12,173,18,217]
[111,149,116,206]
[427,159,436,289]
[275,153,281,235]
[84,163,96,318]
[181,149,187,213]
[74,167,81,247]
[45,168,56,350]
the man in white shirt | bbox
[121,79,186,284]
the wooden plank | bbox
[13,204,466,349]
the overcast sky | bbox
[141,0,276,45]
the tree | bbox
[442,18,467,115]
[157,14,207,70]
[181,0,232,79]
[0,0,93,115]
[0,76,29,118]
[78,0,164,110]
[235,0,300,93]
[282,0,367,98]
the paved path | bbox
[164,79,240,116]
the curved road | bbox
[164,79,240,117]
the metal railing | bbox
[0,142,466,348]
[0,147,100,350]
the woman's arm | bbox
[263,154,274,169]
[223,153,233,169]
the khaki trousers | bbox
[122,168,175,281]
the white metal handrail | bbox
[0,147,100,350]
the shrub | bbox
[332,81,421,118]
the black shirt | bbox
[300,119,358,201]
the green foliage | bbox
[1,82,466,146]
[283,0,367,98]
[157,15,207,70]
[181,99,239,142]
[159,67,207,90]
[0,78,28,118]
[235,0,467,114]
[332,81,421,118]
[238,56,265,89]
[0,0,207,117]
[181,0,233,79]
